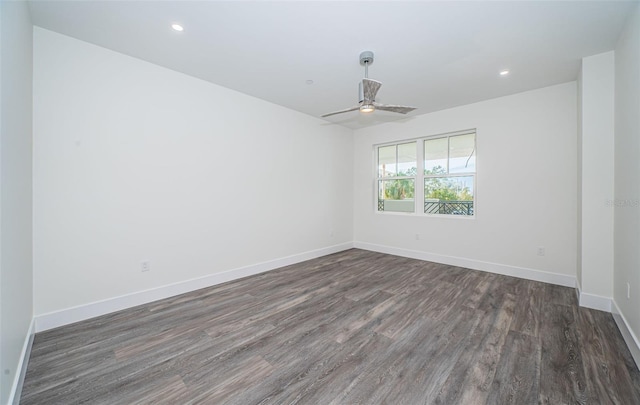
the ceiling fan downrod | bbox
[359,51,374,79]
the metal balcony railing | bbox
[377,199,474,216]
[424,200,473,215]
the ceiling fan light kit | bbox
[360,104,375,113]
[321,51,416,118]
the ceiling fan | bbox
[321,51,417,118]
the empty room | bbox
[2,0,640,403]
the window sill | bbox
[375,210,476,220]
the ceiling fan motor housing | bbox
[359,51,374,66]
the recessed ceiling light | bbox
[171,24,184,32]
[305,79,314,85]
[500,69,510,76]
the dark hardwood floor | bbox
[20,249,640,404]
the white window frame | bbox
[374,129,476,218]
[375,141,418,213]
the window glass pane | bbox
[397,142,417,176]
[449,133,475,173]
[378,145,396,177]
[424,137,448,175]
[378,179,415,212]
[424,175,474,216]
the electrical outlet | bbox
[415,233,420,240]
[537,246,545,256]
[627,282,631,299]
[141,261,150,272]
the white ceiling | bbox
[28,0,637,129]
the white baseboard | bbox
[576,283,612,312]
[8,318,35,405]
[612,300,640,369]
[34,242,354,332]
[353,241,576,287]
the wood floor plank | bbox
[187,355,274,404]
[292,332,393,405]
[545,282,578,307]
[19,249,640,404]
[380,307,482,404]
[374,284,441,339]
[486,330,540,404]
[436,292,517,405]
[539,293,589,404]
[509,280,543,337]
[462,277,493,310]
[335,293,397,343]
[332,315,445,404]
[258,329,391,405]
[575,306,640,404]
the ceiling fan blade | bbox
[362,78,382,101]
[321,105,360,118]
[372,102,416,114]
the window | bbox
[424,132,475,216]
[376,130,476,216]
[376,142,417,213]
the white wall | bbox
[0,1,33,403]
[354,82,577,282]
[614,4,640,352]
[579,52,615,303]
[33,28,353,317]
